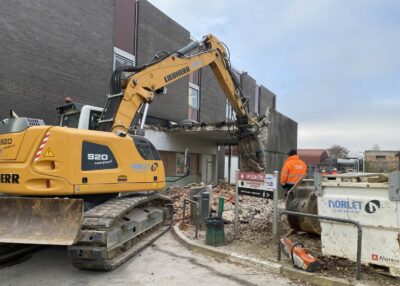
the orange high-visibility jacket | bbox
[280,155,307,185]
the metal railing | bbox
[276,210,363,280]
[181,198,199,239]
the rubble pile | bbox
[211,184,277,223]
[168,183,279,225]
[167,185,193,224]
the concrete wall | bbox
[145,129,217,155]
[199,66,226,123]
[264,111,298,174]
[240,73,257,114]
[0,0,114,124]
[259,85,276,114]
[136,0,190,123]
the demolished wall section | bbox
[199,66,226,123]
[259,85,276,114]
[264,111,298,174]
[240,73,257,114]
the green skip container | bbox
[205,217,225,246]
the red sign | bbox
[237,171,277,195]
[371,254,379,261]
[238,172,265,182]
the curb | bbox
[172,225,370,286]
[172,224,282,274]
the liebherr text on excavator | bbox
[0,34,267,270]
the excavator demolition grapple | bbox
[0,34,268,270]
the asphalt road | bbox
[0,232,298,286]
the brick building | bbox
[364,150,400,173]
[0,0,297,184]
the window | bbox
[188,83,200,122]
[376,155,386,159]
[176,153,185,175]
[113,47,135,70]
[133,136,161,160]
[61,112,80,128]
[226,100,236,122]
[88,110,102,131]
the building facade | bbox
[0,0,298,184]
[364,150,400,173]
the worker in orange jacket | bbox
[280,149,307,193]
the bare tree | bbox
[327,144,349,159]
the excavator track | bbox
[68,194,172,271]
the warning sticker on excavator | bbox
[44,148,55,157]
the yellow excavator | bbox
[0,34,267,270]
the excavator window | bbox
[61,112,80,128]
[88,110,102,130]
[132,136,161,160]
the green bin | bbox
[205,217,225,246]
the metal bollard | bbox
[182,198,199,239]
[217,197,225,218]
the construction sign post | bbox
[235,170,279,242]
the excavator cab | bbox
[57,100,103,130]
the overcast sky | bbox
[149,0,400,154]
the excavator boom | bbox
[99,34,267,172]
[99,35,248,132]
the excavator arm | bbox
[99,34,267,172]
